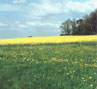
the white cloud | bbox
[26,21,59,28]
[15,21,28,28]
[26,0,97,19]
[13,0,26,4]
[0,22,8,27]
[0,4,20,11]
[18,24,28,28]
[88,0,97,8]
[0,0,96,17]
[9,21,28,29]
[3,21,59,29]
[0,0,27,12]
[66,0,97,13]
[26,1,63,19]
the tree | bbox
[83,15,91,35]
[60,9,97,35]
[60,19,72,35]
[89,9,97,34]
[72,19,77,35]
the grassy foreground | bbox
[0,41,97,89]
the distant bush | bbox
[28,36,32,37]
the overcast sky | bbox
[0,0,97,39]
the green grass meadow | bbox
[0,42,97,89]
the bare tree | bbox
[60,19,72,35]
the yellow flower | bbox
[89,76,92,79]
[36,61,39,64]
[90,84,93,87]
[52,57,57,61]
[0,35,96,45]
[94,72,96,75]
[84,64,88,67]
[66,73,69,75]
[32,59,34,62]
[82,77,85,80]
[83,79,86,82]
[73,70,75,72]
[58,70,62,72]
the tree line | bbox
[60,9,97,35]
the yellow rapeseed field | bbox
[0,35,97,45]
